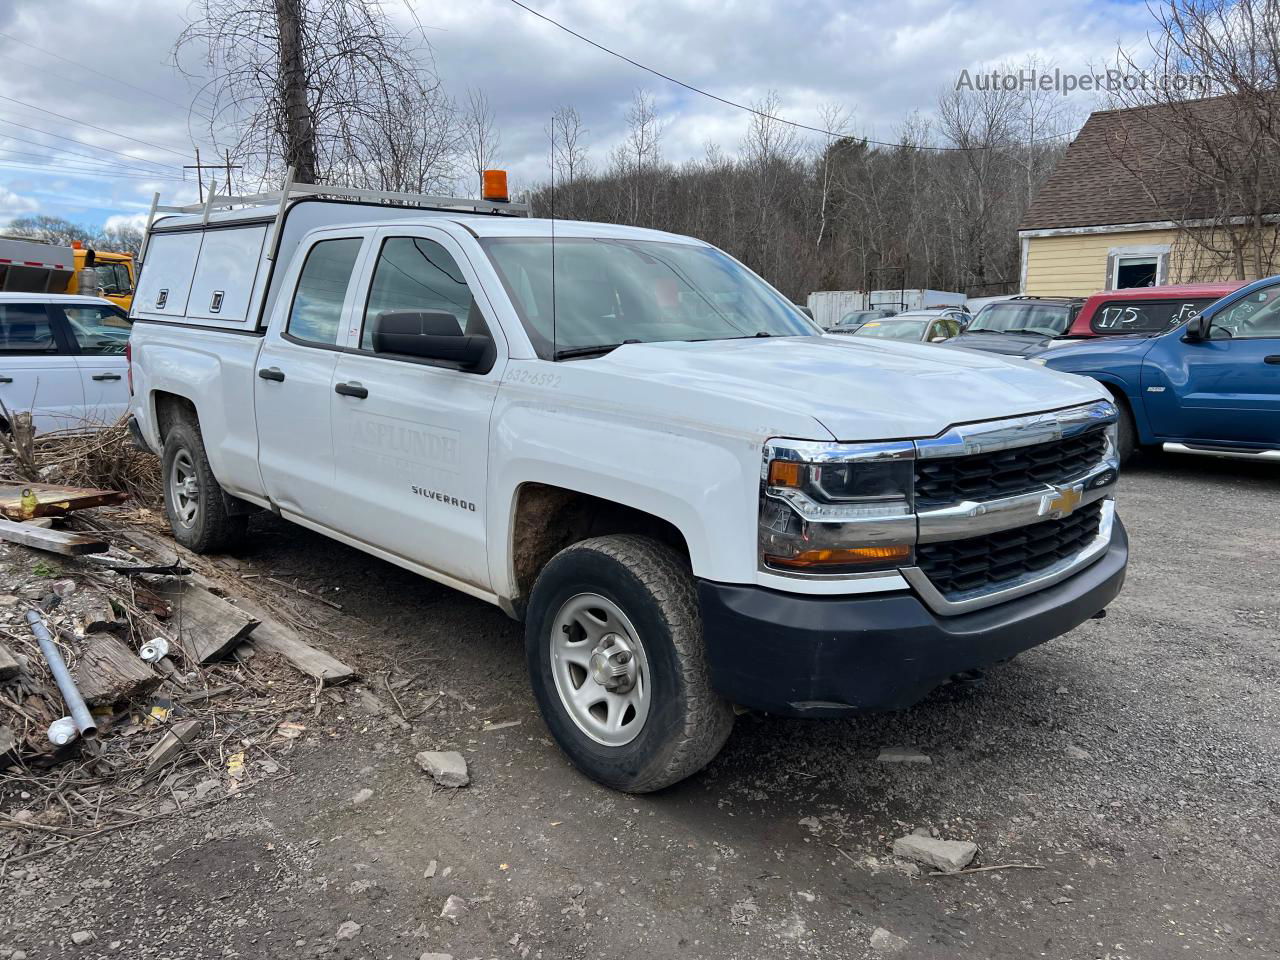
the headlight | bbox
[759,441,915,574]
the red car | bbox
[1064,282,1247,339]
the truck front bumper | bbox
[697,517,1128,717]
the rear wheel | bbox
[525,535,734,793]
[161,418,246,553]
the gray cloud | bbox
[0,0,1155,224]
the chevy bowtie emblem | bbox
[1042,484,1082,518]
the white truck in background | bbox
[126,180,1128,792]
[806,290,868,329]
[870,288,966,312]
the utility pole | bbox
[274,0,318,184]
[185,148,243,199]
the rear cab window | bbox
[285,238,364,347]
[1090,298,1213,335]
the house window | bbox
[1114,256,1158,288]
[1106,245,1170,290]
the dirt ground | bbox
[1,452,1277,960]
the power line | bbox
[0,116,182,173]
[0,94,195,159]
[0,146,179,176]
[0,31,217,121]
[0,160,186,181]
[503,0,1075,152]
[0,138,181,177]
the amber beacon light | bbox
[482,169,509,203]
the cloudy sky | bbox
[0,0,1157,233]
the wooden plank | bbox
[150,581,259,664]
[0,483,128,520]
[0,517,107,556]
[70,633,162,707]
[144,719,202,776]
[0,640,19,681]
[236,597,355,685]
[78,593,120,635]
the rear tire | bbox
[161,418,247,553]
[525,535,734,793]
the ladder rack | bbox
[140,167,528,263]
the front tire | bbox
[161,418,247,553]
[525,535,734,793]
[1114,399,1137,464]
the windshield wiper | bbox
[553,339,641,361]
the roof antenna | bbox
[549,114,557,360]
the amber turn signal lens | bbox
[768,460,803,487]
[765,544,911,569]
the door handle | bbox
[1265,355,1280,364]
[92,373,122,381]
[0,376,11,384]
[258,367,286,382]
[334,381,368,399]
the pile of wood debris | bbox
[0,482,355,867]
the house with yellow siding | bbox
[1019,97,1280,297]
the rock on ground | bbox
[870,927,909,955]
[420,954,454,960]
[70,932,94,947]
[440,894,468,923]
[350,787,374,805]
[892,834,977,873]
[335,920,361,941]
[877,747,931,764]
[416,750,470,787]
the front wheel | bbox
[525,535,734,793]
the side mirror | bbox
[1183,313,1211,341]
[372,310,494,372]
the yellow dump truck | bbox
[0,236,135,310]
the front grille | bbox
[915,426,1107,508]
[916,501,1104,598]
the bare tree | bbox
[176,0,459,191]
[461,88,502,197]
[610,90,664,221]
[1108,0,1280,280]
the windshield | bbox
[968,300,1071,336]
[480,237,817,359]
[854,319,929,341]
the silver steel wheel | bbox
[169,448,201,529]
[550,592,652,747]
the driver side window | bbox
[1213,283,1280,339]
[361,237,481,352]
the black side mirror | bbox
[372,310,494,372]
[1183,313,1211,341]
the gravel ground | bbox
[1,452,1277,959]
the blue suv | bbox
[1034,275,1280,462]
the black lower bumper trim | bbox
[698,517,1128,717]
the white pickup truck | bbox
[127,181,1127,792]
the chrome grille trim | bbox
[915,400,1117,461]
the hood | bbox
[580,335,1106,442]
[943,330,1054,357]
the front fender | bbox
[487,398,759,602]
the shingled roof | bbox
[1019,95,1280,232]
